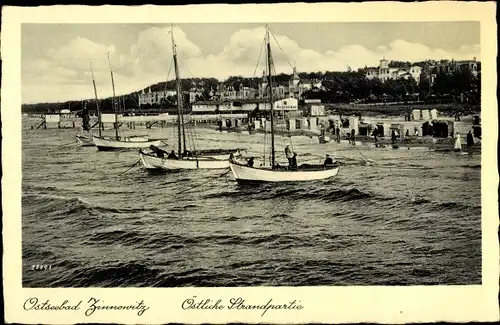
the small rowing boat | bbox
[139,150,232,171]
[93,135,163,151]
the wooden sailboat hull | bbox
[139,151,230,170]
[76,134,95,147]
[229,161,340,184]
[93,136,162,151]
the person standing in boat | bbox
[290,153,298,170]
[81,103,90,132]
[285,145,294,165]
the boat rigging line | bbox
[59,140,79,147]
[164,56,174,94]
[352,144,374,164]
[268,27,295,71]
[252,35,267,79]
[117,159,142,176]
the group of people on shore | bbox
[454,130,476,152]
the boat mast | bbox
[171,24,184,156]
[107,52,119,140]
[266,24,276,169]
[90,62,102,137]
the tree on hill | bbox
[388,61,411,68]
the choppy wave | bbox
[22,127,482,287]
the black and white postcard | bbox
[2,2,499,324]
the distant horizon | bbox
[22,22,480,104]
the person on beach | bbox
[285,145,294,165]
[350,129,356,145]
[454,132,462,152]
[372,128,378,147]
[335,126,340,142]
[467,130,474,147]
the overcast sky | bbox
[22,22,480,104]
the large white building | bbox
[366,58,422,84]
[214,83,257,101]
[138,87,177,106]
[257,67,321,100]
[192,97,298,113]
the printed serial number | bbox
[30,264,52,270]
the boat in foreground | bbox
[228,25,340,185]
[229,160,339,184]
[93,135,163,151]
[138,24,241,171]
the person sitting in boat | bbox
[167,150,179,159]
[285,145,293,165]
[324,154,335,166]
[149,145,168,158]
[229,153,235,162]
[247,157,255,167]
[183,150,193,158]
[290,153,298,170]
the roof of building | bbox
[194,98,295,105]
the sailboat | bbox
[228,25,340,184]
[92,54,163,151]
[139,24,241,171]
[76,63,103,147]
